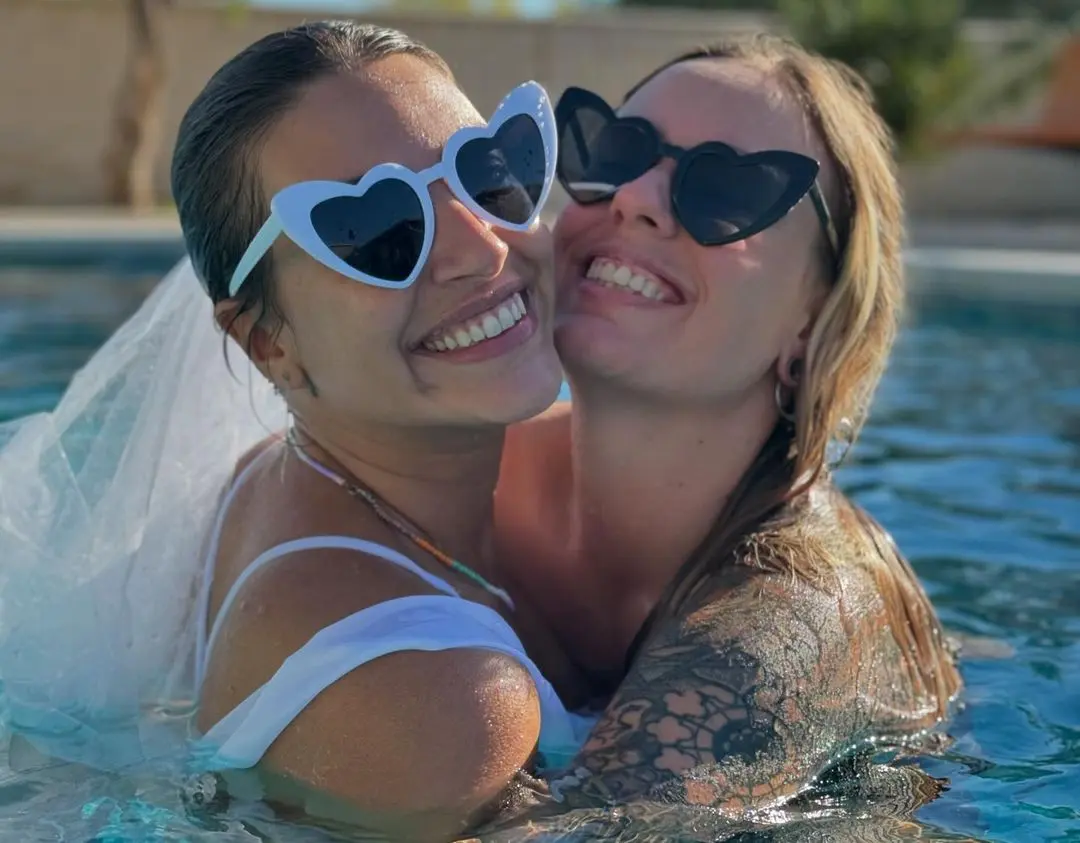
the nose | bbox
[426,186,509,284]
[608,161,679,239]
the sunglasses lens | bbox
[677,152,796,245]
[559,107,654,202]
[457,114,547,226]
[310,179,425,284]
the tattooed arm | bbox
[558,571,872,812]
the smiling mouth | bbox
[583,258,681,303]
[421,290,530,352]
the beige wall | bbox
[0,0,773,205]
[2,0,1078,215]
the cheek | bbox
[703,229,810,317]
[294,287,413,376]
[507,225,554,277]
[552,203,606,291]
[689,249,800,367]
[552,202,603,254]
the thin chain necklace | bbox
[285,428,515,611]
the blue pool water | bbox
[0,258,1078,842]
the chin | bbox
[470,347,566,424]
[554,315,653,388]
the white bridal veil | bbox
[0,258,286,771]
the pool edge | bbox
[1,217,1078,304]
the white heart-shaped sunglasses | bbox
[228,80,557,297]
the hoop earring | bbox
[775,380,796,424]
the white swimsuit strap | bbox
[194,443,281,683]
[197,535,461,692]
[193,594,585,772]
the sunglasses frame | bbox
[555,86,839,258]
[228,80,558,297]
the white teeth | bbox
[585,258,672,302]
[422,291,530,353]
[482,315,502,339]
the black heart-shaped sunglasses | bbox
[555,86,840,262]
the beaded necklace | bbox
[286,430,515,611]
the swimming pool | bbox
[0,253,1078,842]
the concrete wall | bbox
[2,0,1078,215]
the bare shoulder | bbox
[559,483,960,812]
[200,545,458,714]
[200,549,542,838]
[560,569,861,810]
[812,482,963,725]
[232,432,286,478]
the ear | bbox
[776,314,816,389]
[776,350,804,389]
[777,273,831,387]
[214,299,286,381]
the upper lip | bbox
[579,246,688,302]
[416,276,528,345]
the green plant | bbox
[778,0,978,156]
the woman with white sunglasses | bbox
[174,22,601,838]
[0,20,590,843]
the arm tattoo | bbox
[473,763,947,842]
[559,576,869,812]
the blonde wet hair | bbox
[629,34,960,720]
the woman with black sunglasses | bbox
[496,34,963,813]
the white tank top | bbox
[191,445,594,774]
